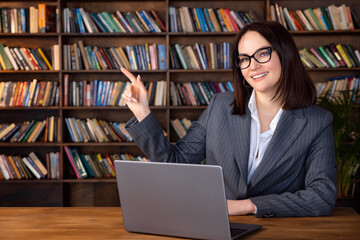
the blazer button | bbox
[263,213,276,218]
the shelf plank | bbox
[0,33,58,37]
[290,29,360,35]
[169,69,232,73]
[61,33,167,37]
[63,142,138,146]
[0,143,61,147]
[0,70,59,73]
[61,70,167,73]
[63,178,116,183]
[305,67,360,71]
[0,179,62,183]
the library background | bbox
[0,0,359,211]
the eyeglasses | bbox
[234,47,273,69]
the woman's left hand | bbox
[227,199,256,215]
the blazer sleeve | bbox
[125,94,218,164]
[250,111,337,218]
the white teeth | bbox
[252,72,268,79]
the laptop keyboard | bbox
[230,227,247,238]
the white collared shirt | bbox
[247,90,283,184]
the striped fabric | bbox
[126,92,337,218]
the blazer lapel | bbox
[248,108,307,189]
[228,107,251,185]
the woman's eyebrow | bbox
[238,46,271,55]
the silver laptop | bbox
[114,161,261,240]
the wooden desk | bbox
[0,207,358,239]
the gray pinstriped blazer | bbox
[125,92,337,218]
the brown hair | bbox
[232,21,316,115]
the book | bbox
[0,123,16,139]
[70,148,88,178]
[64,146,81,179]
[36,48,52,70]
[28,152,47,176]
[157,45,166,70]
[22,157,41,179]
[174,44,187,69]
[150,9,165,31]
[336,44,352,67]
[318,46,336,68]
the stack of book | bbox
[63,41,166,70]
[63,8,165,33]
[270,3,360,31]
[143,80,167,106]
[0,152,59,180]
[64,146,148,179]
[0,116,60,143]
[65,118,133,143]
[299,43,360,69]
[170,42,230,70]
[0,44,59,71]
[170,118,192,139]
[63,76,166,107]
[0,80,60,107]
[316,75,359,103]
[0,4,58,33]
[169,7,258,32]
[170,81,233,106]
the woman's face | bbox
[237,31,282,97]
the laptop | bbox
[114,161,262,240]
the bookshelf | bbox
[0,0,359,207]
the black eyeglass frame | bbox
[234,47,274,70]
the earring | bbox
[242,79,252,88]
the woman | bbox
[121,21,337,218]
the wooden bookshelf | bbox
[0,0,359,206]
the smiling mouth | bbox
[252,72,269,79]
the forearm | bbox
[250,172,337,218]
[126,112,173,162]
[134,108,151,122]
[125,111,206,164]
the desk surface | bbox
[0,207,358,239]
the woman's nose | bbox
[248,58,261,70]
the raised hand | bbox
[121,67,150,122]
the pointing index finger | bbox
[121,67,136,84]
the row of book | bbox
[169,7,258,32]
[0,116,60,143]
[299,43,360,69]
[0,44,58,71]
[65,118,133,143]
[170,42,230,70]
[0,152,58,180]
[316,75,359,103]
[64,146,148,179]
[2,42,357,71]
[64,76,167,107]
[0,80,59,107]
[170,118,192,139]
[0,4,58,33]
[63,8,165,33]
[271,3,359,31]
[63,41,166,71]
[170,81,233,106]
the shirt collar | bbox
[248,90,257,115]
[247,90,284,133]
